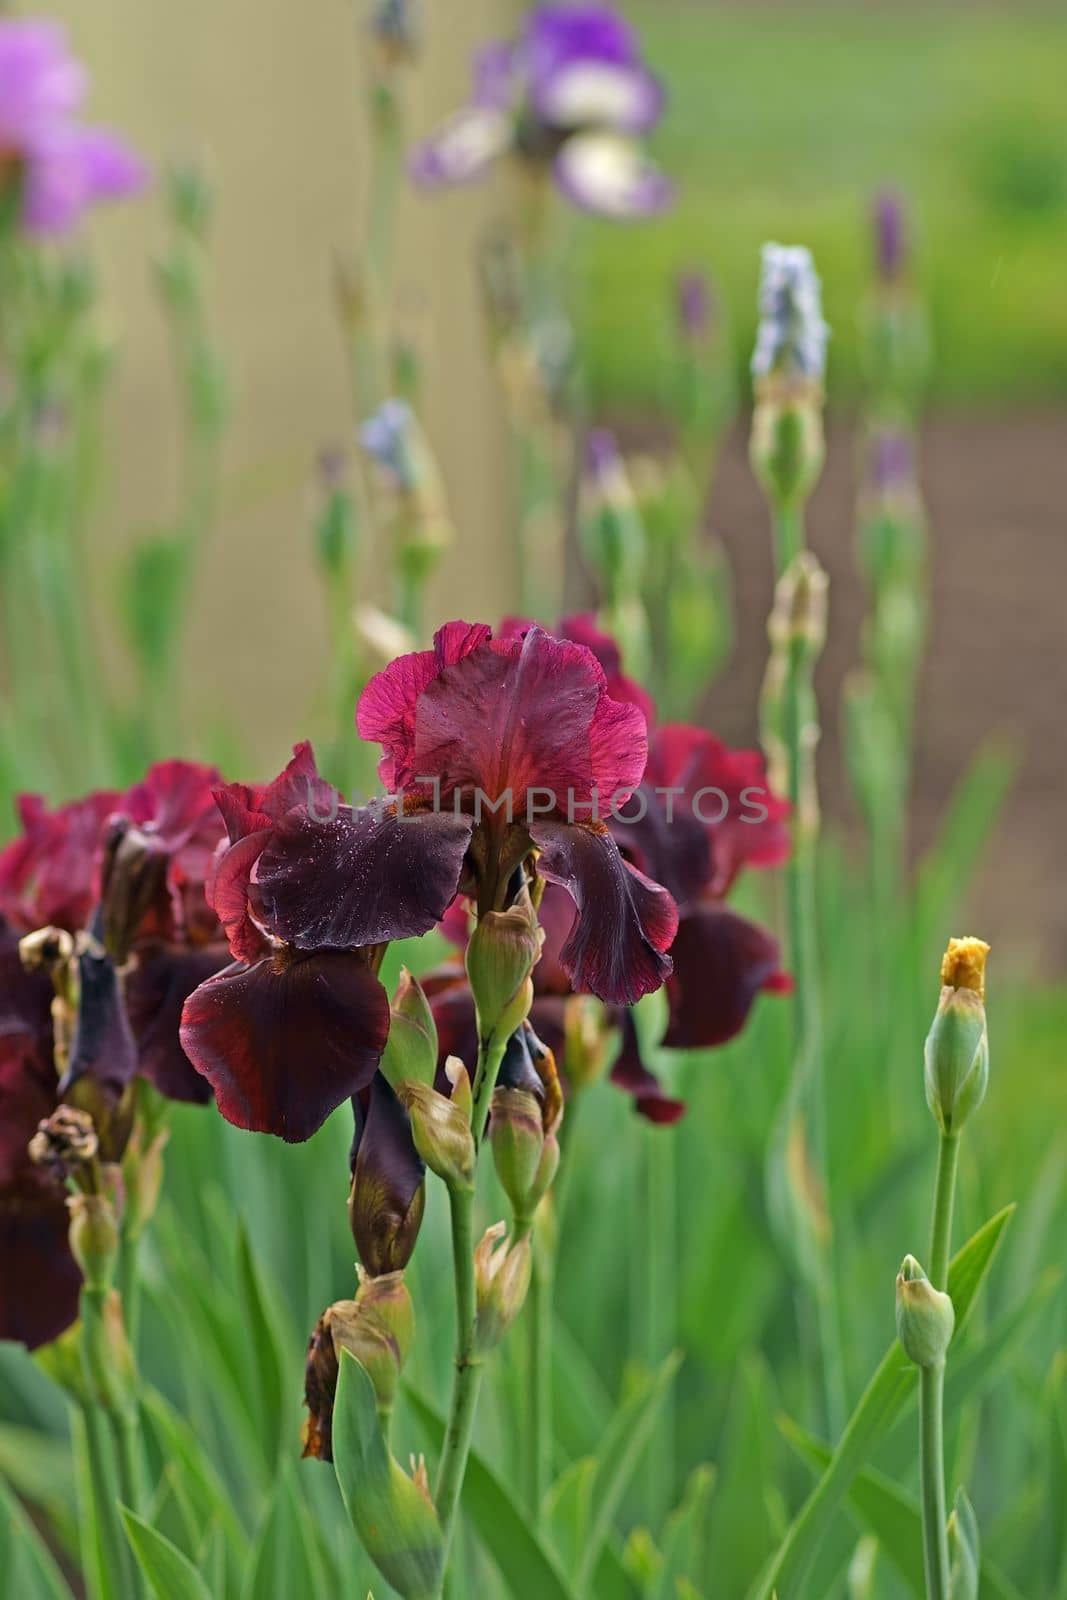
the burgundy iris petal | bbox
[413,625,646,808]
[0,1193,82,1349]
[644,725,789,897]
[0,789,121,932]
[253,804,474,950]
[357,622,493,792]
[610,1009,685,1124]
[124,940,231,1104]
[529,819,677,1005]
[662,905,787,1050]
[179,951,390,1142]
[610,784,711,910]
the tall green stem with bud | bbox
[902,936,990,1600]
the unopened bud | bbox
[895,1254,954,1368]
[490,1088,558,1226]
[474,1223,532,1353]
[397,1081,475,1192]
[563,996,612,1092]
[768,551,829,657]
[99,818,168,963]
[302,1270,415,1456]
[465,890,542,1046]
[67,1192,120,1291]
[349,1076,425,1276]
[750,396,825,512]
[924,938,990,1135]
[947,1487,980,1600]
[379,969,438,1092]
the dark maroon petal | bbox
[209,828,273,962]
[532,882,580,996]
[662,905,787,1050]
[125,940,231,1104]
[179,951,389,1142]
[610,1008,685,1124]
[0,1192,82,1350]
[0,1000,57,1189]
[349,1074,425,1276]
[254,804,473,950]
[609,784,711,911]
[529,820,677,1005]
[60,944,139,1102]
[427,975,479,1078]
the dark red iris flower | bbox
[429,648,791,1122]
[0,760,234,1111]
[181,624,678,1144]
[0,924,82,1349]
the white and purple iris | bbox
[751,243,830,384]
[0,19,146,235]
[410,5,672,221]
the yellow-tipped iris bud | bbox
[924,937,990,1135]
[895,1254,955,1369]
[397,1082,476,1193]
[474,1222,533,1354]
[489,1087,559,1228]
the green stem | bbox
[928,1132,960,1292]
[434,1036,507,1585]
[920,1363,950,1600]
[644,1125,676,1520]
[526,1227,553,1523]
[774,500,846,1440]
[75,1400,134,1600]
[918,1132,960,1598]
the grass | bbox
[576,3,1067,412]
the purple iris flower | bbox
[0,20,147,235]
[410,4,671,221]
[873,188,907,283]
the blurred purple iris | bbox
[410,4,671,221]
[0,19,146,235]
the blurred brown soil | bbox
[689,411,1067,978]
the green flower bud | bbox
[397,1082,475,1192]
[379,969,438,1093]
[947,1487,980,1600]
[465,890,542,1048]
[490,1087,559,1227]
[67,1192,121,1291]
[924,938,990,1135]
[303,1270,415,1454]
[750,393,825,511]
[895,1254,955,1368]
[474,1223,532,1354]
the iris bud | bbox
[465,888,542,1049]
[67,1192,121,1292]
[895,1254,954,1369]
[379,969,438,1092]
[474,1223,532,1354]
[924,938,990,1135]
[397,1082,475,1192]
[302,1270,415,1456]
[489,1087,558,1227]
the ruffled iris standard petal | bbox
[253,804,474,950]
[553,132,673,220]
[357,623,492,791]
[179,951,390,1142]
[610,1008,685,1125]
[124,940,231,1104]
[529,820,677,1004]
[414,625,646,810]
[532,59,664,134]
[663,905,789,1051]
[0,789,121,932]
